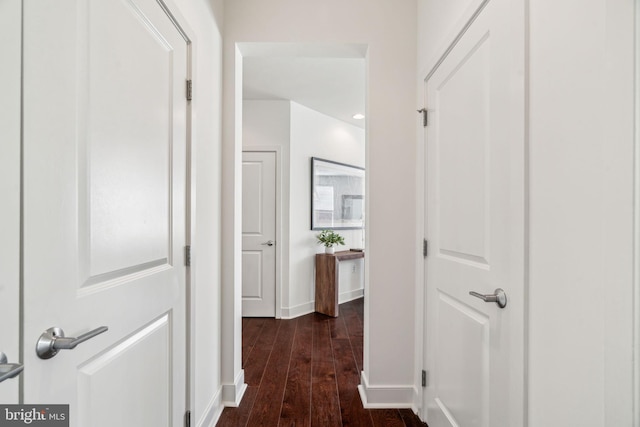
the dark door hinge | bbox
[423,239,428,257]
[184,410,191,427]
[417,108,428,127]
[186,79,193,101]
[185,245,191,267]
[422,370,428,387]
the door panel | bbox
[437,36,490,265]
[423,0,525,426]
[23,0,189,425]
[82,0,173,281]
[242,252,264,299]
[83,0,173,279]
[77,316,171,426]
[435,294,489,427]
[242,152,277,317]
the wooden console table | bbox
[315,250,365,317]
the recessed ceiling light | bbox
[352,113,365,120]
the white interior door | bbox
[242,151,277,317]
[423,0,525,426]
[0,0,23,403]
[22,0,189,425]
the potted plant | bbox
[316,229,345,254]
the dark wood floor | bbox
[216,298,426,427]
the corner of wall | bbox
[357,371,417,409]
[280,301,315,319]
[221,369,247,407]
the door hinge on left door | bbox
[422,370,428,387]
[186,79,193,101]
[184,410,191,427]
[184,245,191,267]
[417,108,428,127]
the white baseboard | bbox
[339,288,364,304]
[358,371,418,409]
[203,371,246,426]
[196,389,223,427]
[221,369,247,407]
[281,301,314,319]
[281,292,364,320]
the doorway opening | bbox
[239,43,367,321]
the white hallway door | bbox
[423,0,525,426]
[23,0,190,425]
[242,151,277,317]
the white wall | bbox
[172,0,225,425]
[224,0,418,407]
[289,102,365,313]
[417,0,637,424]
[243,100,365,319]
[528,0,635,425]
[243,100,292,149]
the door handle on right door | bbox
[469,288,508,308]
[36,326,108,359]
[261,240,275,246]
[0,352,24,383]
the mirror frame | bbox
[311,157,365,230]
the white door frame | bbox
[0,0,23,404]
[635,1,640,423]
[159,0,196,418]
[416,0,528,422]
[15,0,196,416]
[414,0,493,415]
[127,1,197,417]
[243,146,283,319]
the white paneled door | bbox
[22,0,190,425]
[423,0,525,426]
[242,151,277,317]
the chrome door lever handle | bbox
[36,326,108,359]
[469,288,507,308]
[261,240,275,246]
[0,352,23,383]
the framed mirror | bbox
[311,157,365,230]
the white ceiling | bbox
[242,55,366,128]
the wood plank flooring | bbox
[216,298,427,427]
